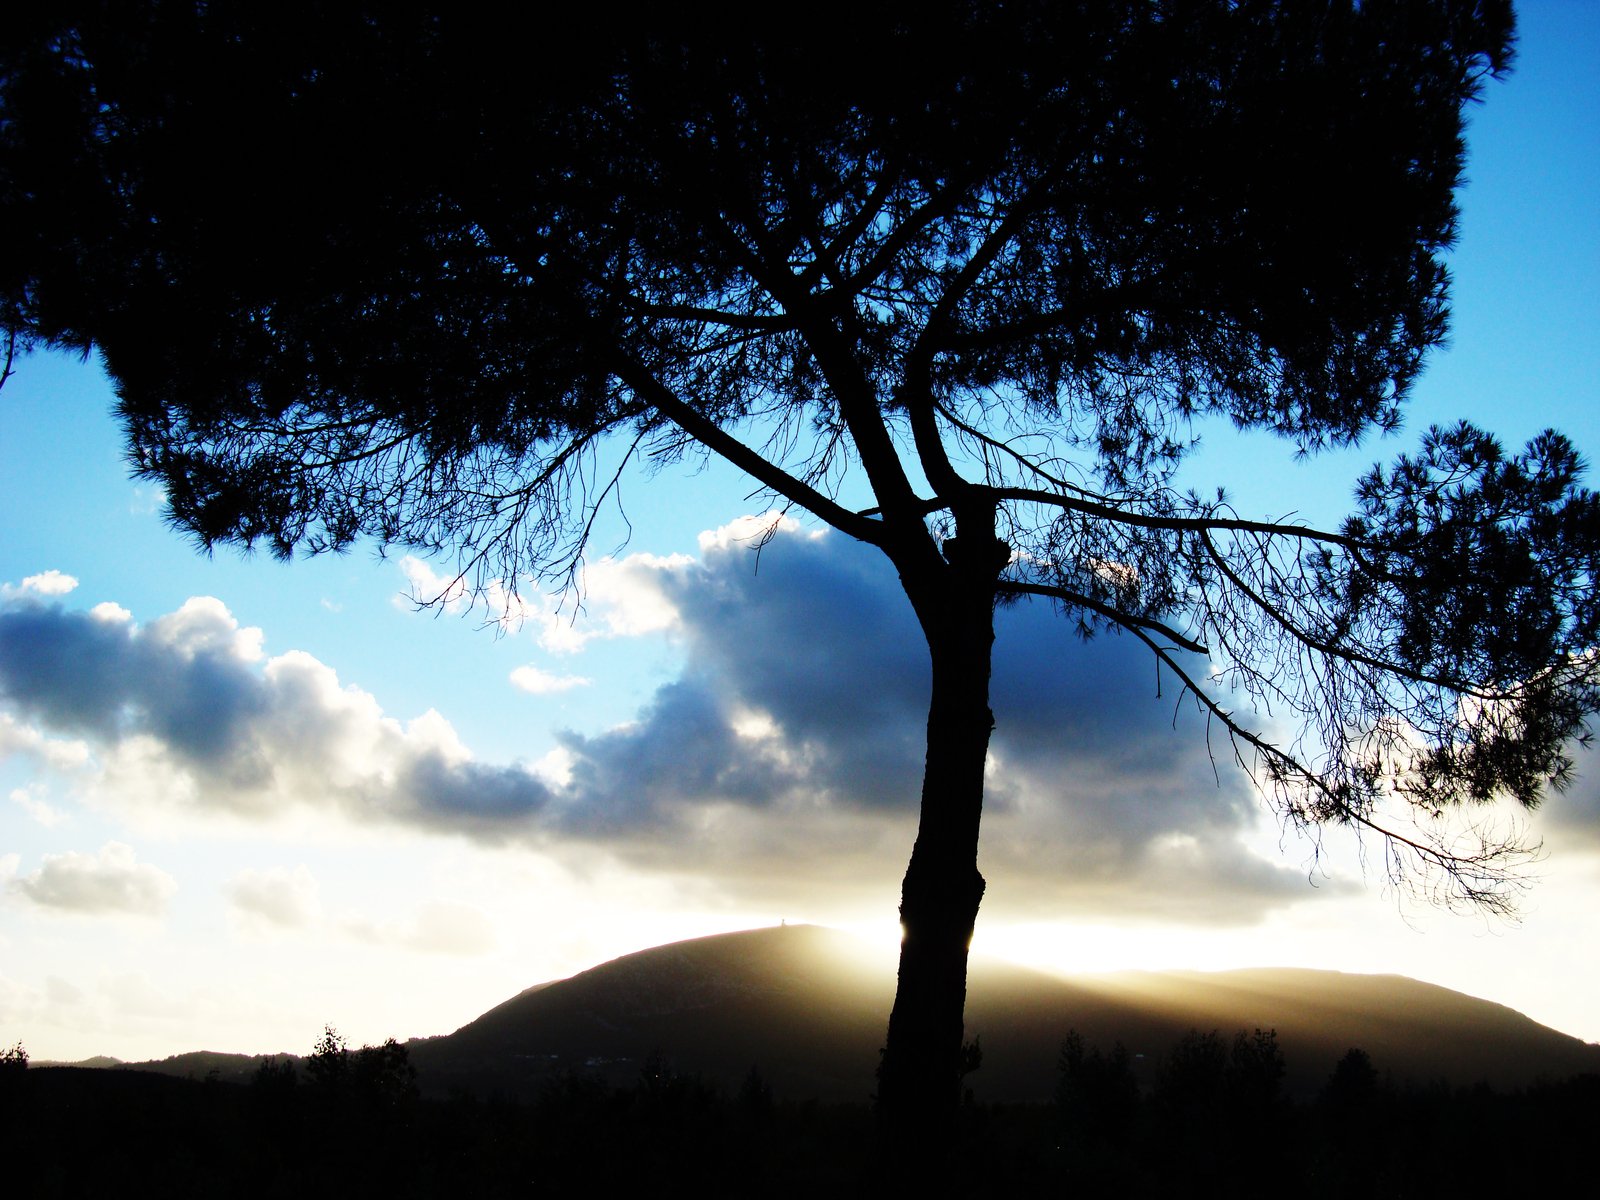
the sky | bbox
[3,3,1598,1065]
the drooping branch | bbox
[933,398,1110,502]
[996,579,1208,655]
[0,329,17,394]
[1198,528,1499,700]
[1117,620,1537,916]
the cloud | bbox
[524,519,1319,920]
[341,899,497,956]
[0,595,264,768]
[11,842,176,916]
[11,783,68,827]
[1530,748,1600,850]
[0,712,91,771]
[0,524,1369,926]
[1,570,80,601]
[399,900,497,955]
[129,484,166,517]
[575,552,691,642]
[224,865,495,955]
[395,550,689,654]
[226,865,321,930]
[396,556,473,613]
[0,596,554,830]
[510,665,591,695]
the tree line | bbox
[3,1027,1594,1196]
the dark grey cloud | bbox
[0,595,554,827]
[0,598,268,778]
[541,526,1317,921]
[552,679,798,834]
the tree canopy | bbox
[3,0,1593,1143]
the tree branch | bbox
[614,356,884,545]
[996,579,1209,654]
[797,166,901,292]
[624,302,794,332]
[704,213,924,523]
[903,193,1046,499]
[934,398,1113,501]
[1196,529,1499,700]
[991,486,1368,548]
[1119,621,1534,915]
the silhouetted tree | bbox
[1155,1029,1230,1116]
[252,1054,298,1092]
[1056,1030,1142,1185]
[1226,1027,1286,1118]
[0,1042,26,1073]
[0,1040,26,1122]
[1320,1046,1382,1117]
[306,1025,418,1114]
[305,1024,350,1092]
[4,0,1594,1156]
[353,1037,420,1112]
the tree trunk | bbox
[876,518,1009,1160]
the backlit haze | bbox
[3,4,1597,1063]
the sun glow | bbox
[972,921,1249,977]
[832,916,1247,979]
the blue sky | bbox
[3,3,1598,1064]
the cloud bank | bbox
[0,525,1366,925]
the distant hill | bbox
[402,924,1599,1102]
[35,1055,124,1070]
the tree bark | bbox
[876,515,1009,1159]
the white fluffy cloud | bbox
[509,665,591,695]
[1,570,79,600]
[11,842,177,917]
[575,551,692,641]
[396,550,689,654]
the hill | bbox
[402,924,1599,1102]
